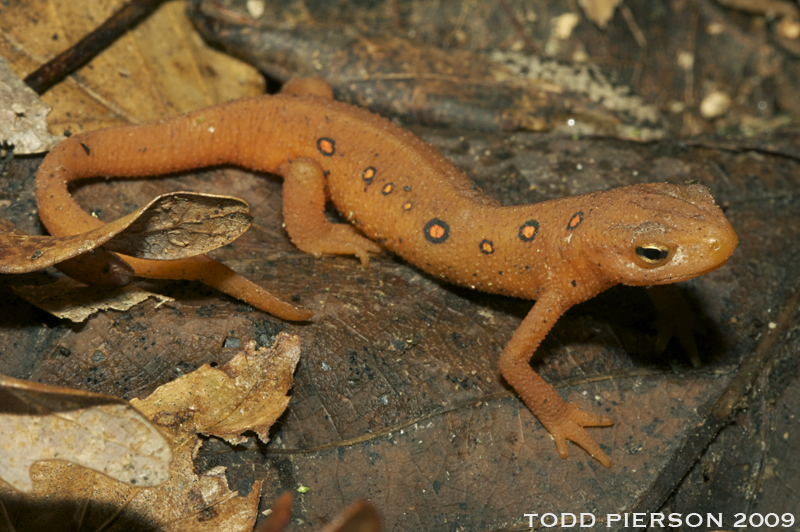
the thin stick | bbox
[24,0,164,95]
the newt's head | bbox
[587,182,737,286]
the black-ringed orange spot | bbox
[518,220,539,242]
[402,201,413,212]
[382,183,394,195]
[362,166,376,185]
[567,211,583,230]
[316,137,335,156]
[479,239,494,255]
[424,218,449,244]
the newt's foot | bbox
[545,403,614,468]
[298,224,383,267]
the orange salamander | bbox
[35,78,738,467]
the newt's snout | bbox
[674,182,738,277]
[694,205,738,276]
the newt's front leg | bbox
[499,291,614,467]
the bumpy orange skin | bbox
[35,79,738,467]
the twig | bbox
[24,0,165,95]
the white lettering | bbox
[541,513,558,527]
[650,513,665,527]
[686,513,702,527]
[707,513,722,527]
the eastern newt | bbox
[35,77,738,467]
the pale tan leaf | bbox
[8,275,174,323]
[0,460,261,532]
[0,55,63,154]
[0,374,171,493]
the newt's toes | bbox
[571,407,614,428]
[549,403,613,467]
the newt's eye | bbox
[635,243,671,267]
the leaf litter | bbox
[0,334,302,531]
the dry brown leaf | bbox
[0,191,252,274]
[0,55,63,153]
[0,334,300,531]
[8,275,174,323]
[0,0,264,134]
[133,335,302,446]
[0,374,171,493]
[123,334,301,530]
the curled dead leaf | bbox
[117,333,302,530]
[0,374,171,493]
[133,335,302,445]
[0,191,252,274]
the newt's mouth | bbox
[648,260,729,285]
[651,229,738,285]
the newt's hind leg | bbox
[281,157,382,266]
